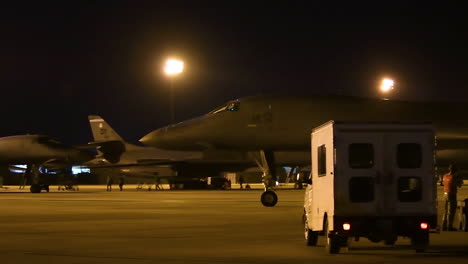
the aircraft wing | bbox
[84,159,182,168]
[135,159,179,164]
[86,154,258,179]
[85,157,255,169]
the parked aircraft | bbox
[0,134,96,192]
[87,115,257,188]
[88,115,202,164]
[140,94,468,206]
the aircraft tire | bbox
[384,235,397,246]
[30,184,41,193]
[260,190,278,207]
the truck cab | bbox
[303,121,437,253]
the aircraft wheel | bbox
[384,236,397,246]
[305,218,318,246]
[260,190,278,207]
[30,184,41,193]
[324,219,340,254]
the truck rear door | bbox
[387,132,434,215]
[337,130,434,216]
[336,132,383,215]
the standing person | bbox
[238,175,245,189]
[155,175,162,190]
[118,175,125,191]
[442,164,463,231]
[106,175,114,191]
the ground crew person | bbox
[155,175,162,190]
[106,175,114,191]
[118,175,125,191]
[442,164,463,231]
[238,175,245,189]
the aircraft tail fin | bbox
[88,115,124,142]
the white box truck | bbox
[303,121,437,253]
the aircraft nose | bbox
[140,127,180,149]
[140,124,201,150]
[139,129,163,147]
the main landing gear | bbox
[24,164,50,193]
[30,184,49,193]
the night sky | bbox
[1,3,467,145]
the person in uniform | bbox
[106,175,114,191]
[238,175,245,189]
[442,164,463,231]
[118,175,125,191]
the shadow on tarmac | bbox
[346,244,468,258]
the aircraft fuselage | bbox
[141,95,468,150]
[0,135,94,165]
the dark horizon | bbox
[1,3,467,145]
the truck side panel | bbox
[310,123,335,231]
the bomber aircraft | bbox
[140,94,468,206]
[0,135,96,192]
[87,115,258,188]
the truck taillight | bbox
[343,223,351,231]
[420,222,428,230]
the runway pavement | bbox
[0,186,467,264]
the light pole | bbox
[164,58,184,123]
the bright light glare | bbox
[420,222,428,230]
[343,223,351,231]
[380,78,394,92]
[164,59,184,75]
[72,166,91,175]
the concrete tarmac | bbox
[0,186,467,264]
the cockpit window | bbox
[227,102,240,111]
[209,101,240,114]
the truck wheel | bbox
[260,191,278,207]
[305,219,318,246]
[411,231,429,253]
[324,219,340,254]
[460,212,467,232]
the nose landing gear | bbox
[261,190,278,207]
